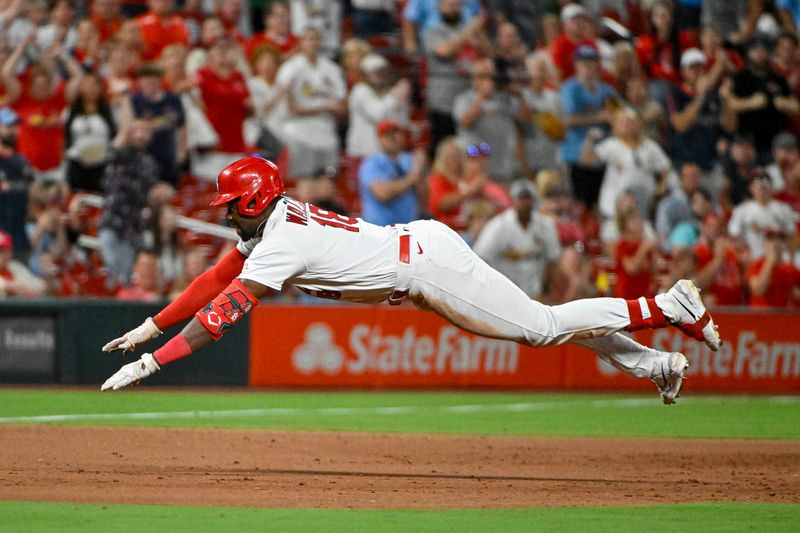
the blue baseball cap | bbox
[0,107,19,127]
[574,44,600,61]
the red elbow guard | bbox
[195,279,258,340]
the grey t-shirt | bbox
[453,89,520,180]
[425,23,472,114]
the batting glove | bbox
[101,353,160,391]
[102,317,162,354]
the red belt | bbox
[389,234,411,305]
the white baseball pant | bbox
[401,220,660,379]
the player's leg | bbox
[407,220,719,350]
[573,334,689,405]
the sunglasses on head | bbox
[466,143,491,158]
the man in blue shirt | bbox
[358,120,426,226]
[402,0,480,54]
[560,45,618,211]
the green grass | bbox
[0,389,798,439]
[1,501,798,533]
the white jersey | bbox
[237,197,399,303]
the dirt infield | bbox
[1,425,798,508]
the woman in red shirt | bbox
[747,230,800,308]
[196,37,251,154]
[614,208,657,299]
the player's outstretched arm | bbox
[101,248,247,354]
[101,278,269,391]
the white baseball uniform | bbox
[237,197,664,380]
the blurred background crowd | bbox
[0,0,798,307]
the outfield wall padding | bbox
[249,305,800,393]
[0,300,249,386]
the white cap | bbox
[561,3,588,23]
[360,53,389,72]
[680,48,706,69]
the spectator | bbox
[142,199,180,291]
[65,73,117,193]
[700,25,744,76]
[0,107,32,257]
[310,166,348,215]
[772,32,800,95]
[665,187,714,252]
[74,19,102,72]
[288,0,342,57]
[129,62,186,187]
[245,48,287,162]
[666,47,736,186]
[487,0,543,47]
[160,44,193,95]
[185,16,225,76]
[427,136,474,230]
[493,21,527,91]
[747,229,800,307]
[601,190,657,258]
[26,198,68,283]
[216,0,245,44]
[3,35,83,181]
[0,230,45,297]
[346,53,412,158]
[247,1,298,62]
[655,161,702,244]
[351,0,396,38]
[196,37,251,156]
[402,0,480,54]
[90,0,124,44]
[729,170,798,260]
[463,141,513,213]
[473,179,561,299]
[168,248,209,300]
[98,119,161,287]
[581,107,672,221]
[103,44,138,119]
[424,0,492,159]
[701,0,749,44]
[549,3,596,82]
[721,133,759,207]
[461,199,495,246]
[135,0,190,61]
[116,251,162,301]
[693,213,745,306]
[608,41,644,93]
[340,38,372,89]
[624,76,665,145]
[730,35,800,160]
[519,54,563,176]
[276,27,346,179]
[766,131,799,191]
[358,120,426,226]
[561,44,618,212]
[635,0,697,86]
[453,58,520,181]
[37,0,77,56]
[775,157,800,211]
[614,208,657,299]
[6,1,47,55]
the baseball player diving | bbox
[101,157,721,404]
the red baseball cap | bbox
[376,119,403,136]
[0,231,12,251]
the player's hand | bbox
[102,317,162,354]
[101,353,160,391]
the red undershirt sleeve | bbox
[153,247,247,330]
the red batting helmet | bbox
[210,157,285,216]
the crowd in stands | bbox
[0,0,799,308]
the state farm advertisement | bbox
[249,306,800,392]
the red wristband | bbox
[153,334,193,366]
